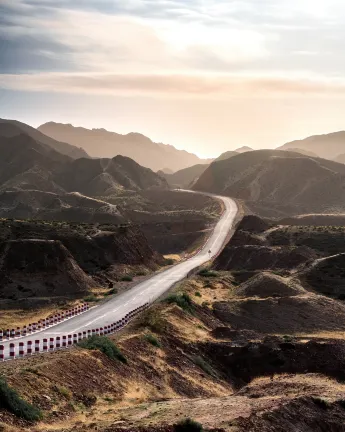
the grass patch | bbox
[198,268,218,278]
[166,293,193,313]
[78,336,127,363]
[0,377,42,421]
[193,355,216,377]
[83,294,100,303]
[174,418,203,432]
[145,333,161,348]
[55,385,72,400]
[121,275,133,282]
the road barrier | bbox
[0,302,149,361]
[0,303,90,342]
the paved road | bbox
[2,193,238,358]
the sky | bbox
[1,0,345,158]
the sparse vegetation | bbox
[55,385,72,400]
[174,418,203,432]
[121,275,133,282]
[166,293,194,312]
[195,291,202,297]
[0,377,42,421]
[199,268,218,278]
[193,355,216,377]
[83,294,100,303]
[165,258,175,265]
[145,333,161,348]
[139,308,167,333]
[78,336,127,363]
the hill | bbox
[55,155,169,196]
[0,118,89,159]
[235,146,253,153]
[193,149,345,217]
[0,190,126,223]
[334,153,345,164]
[214,150,238,162]
[38,122,213,172]
[159,164,209,188]
[278,131,345,159]
[0,133,168,195]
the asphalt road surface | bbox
[1,193,238,359]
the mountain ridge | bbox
[38,121,213,172]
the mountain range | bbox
[38,121,213,172]
[193,149,345,217]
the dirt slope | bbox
[0,239,95,301]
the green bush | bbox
[78,336,127,363]
[165,258,175,266]
[105,288,118,296]
[0,377,42,421]
[198,269,218,278]
[145,333,161,348]
[174,418,203,432]
[121,275,133,282]
[193,356,215,377]
[195,291,202,297]
[166,293,193,312]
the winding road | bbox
[1,193,238,359]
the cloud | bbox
[1,72,344,98]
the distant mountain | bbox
[215,151,238,162]
[0,118,89,159]
[159,164,209,188]
[0,133,168,196]
[278,131,345,159]
[280,147,319,158]
[38,122,213,172]
[193,149,345,216]
[334,153,345,164]
[235,146,253,153]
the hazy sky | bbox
[1,0,345,158]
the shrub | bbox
[193,356,215,377]
[174,418,203,432]
[121,275,133,282]
[195,291,202,297]
[145,333,161,348]
[139,309,166,333]
[198,269,217,278]
[311,397,330,410]
[166,293,193,312]
[0,377,42,421]
[78,336,127,363]
[83,294,99,303]
[105,288,118,296]
[338,399,345,409]
[165,258,175,266]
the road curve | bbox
[1,193,238,358]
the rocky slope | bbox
[0,118,89,159]
[193,149,345,217]
[38,122,213,172]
